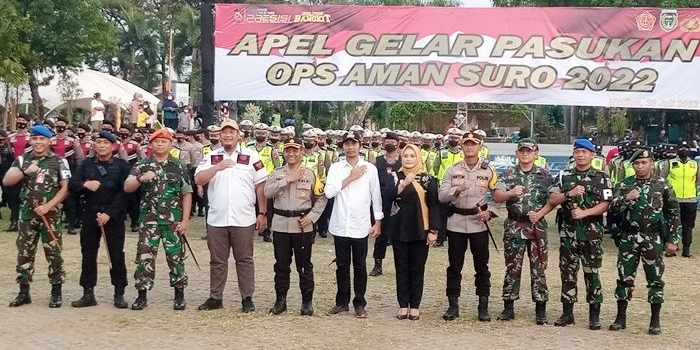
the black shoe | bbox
[318,230,327,238]
[649,303,662,335]
[9,284,31,307]
[197,209,205,217]
[682,245,694,258]
[130,225,139,233]
[66,228,77,235]
[554,302,575,327]
[71,288,97,308]
[49,284,62,308]
[478,296,491,322]
[609,300,627,331]
[269,294,287,315]
[260,230,272,243]
[443,296,459,321]
[131,290,148,310]
[300,293,314,316]
[6,222,18,232]
[114,287,128,309]
[497,300,515,321]
[326,304,349,315]
[535,301,548,325]
[241,297,255,313]
[434,236,446,247]
[588,303,601,330]
[198,297,223,310]
[369,259,383,277]
[173,287,186,311]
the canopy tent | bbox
[16,69,161,115]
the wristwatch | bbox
[258,212,267,216]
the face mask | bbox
[384,144,397,153]
[434,142,442,148]
[422,144,431,150]
[210,138,220,144]
[133,137,143,143]
[678,149,690,158]
[16,122,27,129]
[255,136,266,142]
[448,139,459,148]
[176,137,184,142]
[304,142,316,149]
[337,141,344,148]
[243,131,251,138]
[326,138,333,145]
[77,133,86,139]
[119,133,130,139]
[398,141,407,149]
[56,126,66,133]
[371,142,380,148]
[270,138,279,143]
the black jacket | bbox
[69,157,131,223]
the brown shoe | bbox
[354,305,368,318]
[326,304,349,315]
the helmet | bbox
[473,129,487,137]
[349,125,364,132]
[302,123,313,131]
[302,130,317,138]
[447,127,462,135]
[269,125,282,133]
[240,119,254,127]
[379,127,392,133]
[422,133,434,140]
[253,122,269,131]
[410,131,423,139]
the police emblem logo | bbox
[681,16,700,32]
[660,9,678,32]
[636,11,656,31]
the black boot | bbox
[130,224,139,233]
[300,292,314,316]
[443,296,459,321]
[535,301,548,325]
[434,234,446,247]
[369,259,383,277]
[173,287,186,311]
[197,208,205,217]
[318,230,327,238]
[497,300,515,321]
[131,290,148,310]
[682,245,693,258]
[609,300,627,331]
[6,221,18,232]
[588,303,601,330]
[71,287,97,308]
[114,286,128,309]
[478,296,491,322]
[649,303,662,335]
[261,230,272,243]
[49,284,62,308]
[554,302,575,326]
[9,284,31,307]
[269,293,287,315]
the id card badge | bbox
[36,173,45,184]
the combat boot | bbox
[649,303,662,335]
[434,234,446,247]
[477,296,491,322]
[588,303,601,330]
[497,300,515,321]
[49,284,62,308]
[300,292,314,316]
[682,245,693,258]
[269,293,287,315]
[131,290,148,310]
[6,221,18,232]
[609,300,627,331]
[9,284,31,307]
[113,286,128,309]
[173,287,186,310]
[442,296,459,321]
[369,259,383,277]
[535,301,548,325]
[554,302,575,326]
[71,287,97,308]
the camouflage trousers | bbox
[134,223,188,290]
[559,236,603,304]
[615,233,665,304]
[16,216,65,285]
[501,236,548,302]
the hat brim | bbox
[342,137,360,144]
[461,137,482,144]
[283,144,302,149]
[517,145,537,151]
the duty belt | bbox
[448,203,487,217]
[273,208,312,217]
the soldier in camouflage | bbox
[124,128,193,311]
[492,138,556,325]
[549,138,612,330]
[3,125,71,308]
[608,149,681,335]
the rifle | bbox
[32,199,60,251]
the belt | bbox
[273,208,312,217]
[507,212,531,223]
[448,204,487,217]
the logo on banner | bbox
[636,11,655,31]
[681,16,700,32]
[233,8,245,24]
[660,9,678,32]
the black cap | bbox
[384,132,400,142]
[679,140,691,149]
[77,123,91,132]
[43,119,55,128]
[102,120,115,128]
[119,124,134,132]
[17,113,31,122]
[342,131,362,144]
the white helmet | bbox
[302,130,317,138]
[269,125,282,133]
[422,133,434,140]
[303,123,314,131]
[447,127,462,136]
[474,129,487,137]
[379,127,392,133]
[240,119,254,127]
[349,125,364,132]
[410,131,423,139]
[253,122,269,131]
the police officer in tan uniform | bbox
[438,131,499,322]
[264,138,327,316]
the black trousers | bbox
[680,202,697,247]
[126,190,141,227]
[437,202,450,242]
[63,192,79,227]
[446,230,491,297]
[333,235,368,307]
[316,197,333,233]
[79,219,128,289]
[393,240,429,308]
[6,183,20,223]
[372,220,390,259]
[273,231,314,295]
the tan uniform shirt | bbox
[438,160,498,233]
[264,165,328,233]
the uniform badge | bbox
[36,172,45,184]
[211,154,223,165]
[660,9,678,32]
[603,189,613,200]
[238,154,250,165]
[253,160,264,171]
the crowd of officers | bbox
[0,113,694,336]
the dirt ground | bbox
[0,206,699,350]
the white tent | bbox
[15,69,161,114]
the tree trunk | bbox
[28,71,45,119]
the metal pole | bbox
[530,111,534,138]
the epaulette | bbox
[480,159,490,169]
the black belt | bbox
[507,212,532,223]
[273,208,312,217]
[448,204,488,217]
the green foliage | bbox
[0,0,28,85]
[388,102,437,129]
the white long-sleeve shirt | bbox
[324,158,384,239]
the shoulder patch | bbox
[253,160,264,171]
[480,160,490,169]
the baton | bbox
[99,221,112,268]
[32,199,61,250]
[181,234,201,271]
[478,207,499,253]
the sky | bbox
[461,0,493,7]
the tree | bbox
[57,74,85,123]
[0,0,28,85]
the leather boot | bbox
[442,296,459,321]
[554,302,575,326]
[369,259,383,277]
[114,286,128,309]
[49,284,62,308]
[682,245,693,258]
[300,292,314,316]
[477,296,491,322]
[535,301,548,325]
[497,300,515,321]
[269,292,287,315]
[71,287,97,308]
[609,300,627,331]
[173,287,186,310]
[131,290,148,310]
[9,284,31,307]
[649,303,662,335]
[588,303,601,330]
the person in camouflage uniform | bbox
[124,128,193,311]
[492,138,556,325]
[549,138,612,330]
[608,149,681,335]
[3,125,71,308]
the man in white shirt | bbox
[90,92,105,131]
[193,119,268,312]
[324,130,383,318]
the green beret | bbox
[630,149,653,162]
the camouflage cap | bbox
[517,138,538,150]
